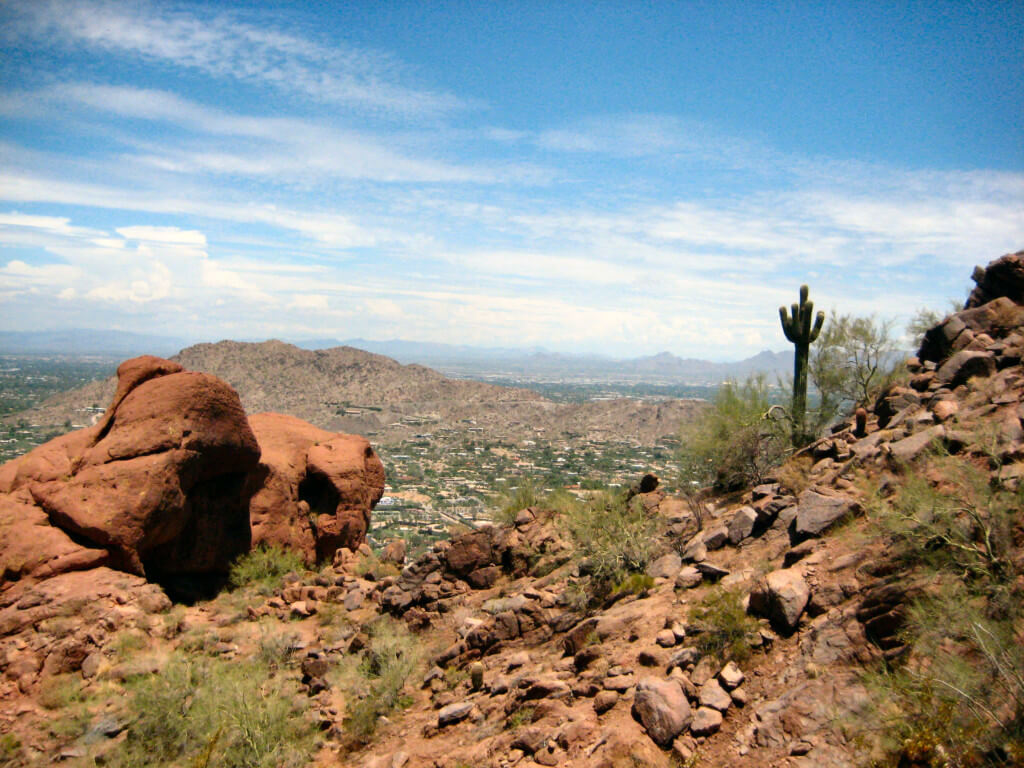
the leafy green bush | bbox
[494,478,541,524]
[228,545,305,593]
[678,375,786,492]
[689,586,758,663]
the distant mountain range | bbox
[14,340,705,446]
[0,329,792,384]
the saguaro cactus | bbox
[779,285,825,445]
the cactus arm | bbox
[809,311,825,343]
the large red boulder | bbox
[247,413,385,564]
[0,356,260,592]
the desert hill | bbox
[3,251,1024,768]
[14,340,704,446]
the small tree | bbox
[809,312,901,426]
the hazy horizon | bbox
[2,1,1022,358]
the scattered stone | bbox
[749,569,810,633]
[718,661,745,690]
[675,566,702,589]
[690,706,723,736]
[632,677,693,747]
[647,552,682,579]
[655,629,677,648]
[594,690,619,714]
[697,679,732,712]
[695,561,729,581]
[728,506,758,544]
[437,701,473,727]
[730,686,750,707]
[795,489,860,538]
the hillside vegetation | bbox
[1,251,1023,768]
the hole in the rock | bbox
[298,472,340,534]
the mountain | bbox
[14,340,704,446]
[0,329,191,357]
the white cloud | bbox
[116,225,207,246]
[9,0,467,115]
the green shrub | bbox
[678,375,786,492]
[565,491,657,587]
[689,587,758,663]
[0,734,22,767]
[861,457,1023,766]
[38,674,84,710]
[863,586,1024,767]
[228,545,305,594]
[612,572,655,597]
[494,478,541,524]
[113,653,314,768]
[342,617,421,746]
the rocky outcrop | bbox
[0,356,261,591]
[247,413,384,564]
[0,356,386,600]
[966,249,1024,308]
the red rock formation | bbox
[0,356,260,591]
[247,412,385,564]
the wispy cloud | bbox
[5,0,468,116]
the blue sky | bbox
[1,0,1022,359]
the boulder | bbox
[647,552,682,579]
[2,356,260,588]
[632,677,693,747]
[728,506,758,544]
[749,569,810,633]
[794,489,860,538]
[966,251,1024,308]
[690,706,723,736]
[935,350,996,388]
[246,412,385,564]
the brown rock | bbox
[749,569,810,633]
[633,677,693,747]
[966,252,1024,308]
[2,356,260,589]
[247,412,384,564]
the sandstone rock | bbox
[655,629,677,648]
[887,425,946,464]
[936,350,996,388]
[247,412,384,564]
[966,252,1024,308]
[795,489,860,538]
[380,539,407,565]
[647,552,682,580]
[718,661,744,690]
[594,690,619,714]
[749,569,810,633]
[3,357,260,589]
[632,677,693,747]
[690,706,723,736]
[698,679,732,712]
[675,566,702,589]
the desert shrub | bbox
[494,478,541,524]
[565,491,657,587]
[869,457,1017,589]
[776,454,814,496]
[228,545,305,593]
[342,617,421,746]
[863,586,1024,767]
[505,705,536,730]
[689,586,758,663]
[861,458,1023,766]
[0,734,22,767]
[679,375,786,492]
[612,572,655,597]
[354,551,401,581]
[38,674,84,710]
[113,653,314,768]
[257,625,299,670]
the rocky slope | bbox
[9,340,704,446]
[1,251,1022,767]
